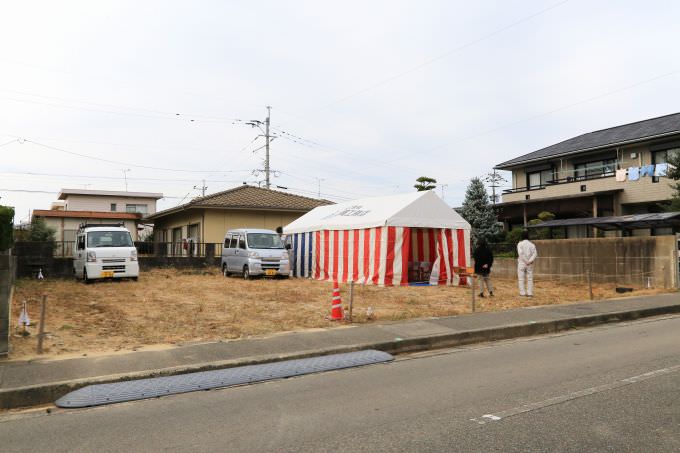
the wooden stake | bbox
[348,281,354,322]
[37,294,47,354]
[587,269,593,301]
[471,274,476,313]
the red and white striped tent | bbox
[284,191,471,286]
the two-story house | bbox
[495,112,680,237]
[32,189,163,242]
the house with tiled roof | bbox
[495,112,680,237]
[144,185,333,246]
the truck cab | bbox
[73,223,139,283]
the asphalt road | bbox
[3,315,680,452]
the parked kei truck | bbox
[73,224,139,283]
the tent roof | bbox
[284,190,470,233]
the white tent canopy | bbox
[284,190,469,234]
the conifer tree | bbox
[459,177,500,243]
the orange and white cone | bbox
[329,281,344,321]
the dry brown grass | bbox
[8,268,672,360]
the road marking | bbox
[471,364,680,424]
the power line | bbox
[5,138,254,174]
[0,188,186,199]
[0,170,246,184]
[0,89,241,123]
[283,0,571,121]
[387,68,680,163]
[0,138,18,148]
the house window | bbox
[110,203,117,212]
[574,158,616,179]
[526,168,554,189]
[125,204,148,214]
[652,148,680,183]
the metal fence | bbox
[47,241,223,258]
[134,242,223,258]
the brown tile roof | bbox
[146,185,333,220]
[33,210,142,220]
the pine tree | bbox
[414,176,437,191]
[459,177,500,243]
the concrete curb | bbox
[2,303,680,410]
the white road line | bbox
[471,364,680,424]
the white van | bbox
[73,224,139,283]
[221,228,289,279]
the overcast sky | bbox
[2,0,680,223]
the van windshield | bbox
[87,231,134,248]
[246,233,284,249]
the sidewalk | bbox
[1,292,679,410]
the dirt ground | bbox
[8,268,673,361]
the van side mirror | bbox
[285,243,291,250]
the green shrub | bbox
[0,206,14,251]
[28,217,56,242]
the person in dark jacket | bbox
[473,238,494,297]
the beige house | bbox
[32,210,141,241]
[57,189,163,216]
[32,189,163,242]
[145,185,333,248]
[495,112,680,236]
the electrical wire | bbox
[277,0,571,125]
[8,138,254,174]
[0,88,241,122]
[0,188,186,199]
[386,68,680,163]
[0,171,246,184]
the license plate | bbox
[101,271,114,278]
[265,269,277,276]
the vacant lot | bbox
[9,268,671,360]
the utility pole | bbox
[193,179,207,197]
[314,177,325,198]
[246,106,274,189]
[440,183,448,200]
[122,168,131,191]
[483,169,507,205]
[265,106,271,189]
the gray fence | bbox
[12,241,222,279]
[48,241,223,259]
[0,252,17,357]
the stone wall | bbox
[489,236,679,289]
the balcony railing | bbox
[503,172,615,194]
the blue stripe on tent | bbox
[300,232,306,277]
[292,233,299,277]
[307,232,313,278]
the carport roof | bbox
[526,212,680,231]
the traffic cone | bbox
[329,281,344,321]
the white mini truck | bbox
[73,223,139,282]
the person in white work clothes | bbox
[517,230,537,297]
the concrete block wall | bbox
[0,253,17,357]
[488,236,679,289]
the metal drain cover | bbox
[55,349,393,408]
